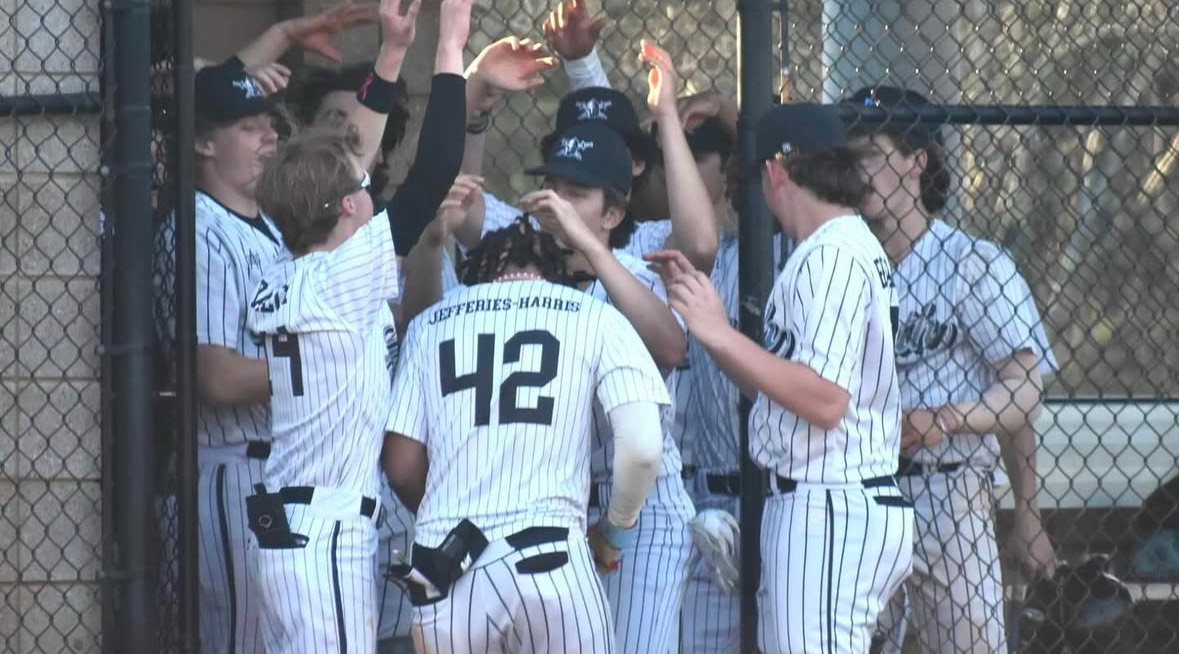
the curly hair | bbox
[459,217,574,285]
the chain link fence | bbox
[1,0,105,647]
[464,1,1178,652]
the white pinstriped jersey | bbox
[247,210,400,498]
[750,215,901,483]
[386,280,669,547]
[894,219,1058,467]
[193,191,284,446]
[587,251,687,481]
[688,235,741,472]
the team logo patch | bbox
[575,98,612,120]
[557,136,594,161]
[762,304,796,358]
[383,325,399,376]
[895,301,958,360]
[233,76,265,99]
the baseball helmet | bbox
[1017,554,1136,654]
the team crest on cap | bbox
[575,98,612,121]
[780,142,793,154]
[233,76,265,99]
[557,137,594,160]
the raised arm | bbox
[641,41,719,272]
[235,3,375,70]
[384,0,474,252]
[543,0,611,90]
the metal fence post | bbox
[737,0,775,650]
[111,0,158,649]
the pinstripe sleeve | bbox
[957,242,1052,371]
[791,246,870,392]
[595,307,671,412]
[196,227,241,348]
[387,320,429,443]
[321,209,400,328]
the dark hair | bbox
[255,124,364,255]
[603,188,635,249]
[460,217,573,285]
[850,126,950,214]
[286,62,410,197]
[776,147,870,209]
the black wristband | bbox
[357,70,399,114]
[465,109,492,135]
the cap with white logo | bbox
[195,58,275,124]
[525,122,633,197]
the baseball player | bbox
[516,114,696,653]
[384,217,669,653]
[847,86,1057,654]
[188,55,284,654]
[651,104,914,654]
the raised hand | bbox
[284,2,376,63]
[638,39,680,121]
[427,175,484,245]
[543,0,609,61]
[677,91,730,131]
[247,62,292,96]
[468,37,560,96]
[380,0,422,52]
[520,189,601,256]
[646,249,728,336]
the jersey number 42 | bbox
[439,330,560,428]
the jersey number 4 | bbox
[439,330,559,427]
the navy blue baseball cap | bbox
[196,59,274,123]
[754,104,848,161]
[843,85,944,143]
[553,87,656,163]
[650,117,734,159]
[526,122,633,197]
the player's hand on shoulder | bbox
[437,0,475,52]
[426,175,484,246]
[520,189,601,255]
[468,37,560,99]
[588,519,634,575]
[247,62,292,96]
[638,39,680,121]
[283,2,377,63]
[543,0,608,61]
[379,0,422,52]
[646,249,726,337]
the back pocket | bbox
[515,551,569,575]
[872,495,914,509]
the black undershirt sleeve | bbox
[386,72,466,253]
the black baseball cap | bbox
[196,59,274,123]
[526,122,632,197]
[754,104,848,161]
[553,87,656,163]
[843,85,944,143]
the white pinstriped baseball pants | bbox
[411,530,615,654]
[680,471,741,654]
[759,482,913,654]
[198,447,268,654]
[590,474,696,654]
[249,489,381,654]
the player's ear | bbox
[194,135,216,158]
[910,148,929,180]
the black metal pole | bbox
[112,0,157,650]
[737,0,774,651]
[836,103,1179,126]
[0,93,103,116]
[173,0,198,650]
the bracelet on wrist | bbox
[466,109,492,135]
[356,70,399,114]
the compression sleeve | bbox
[605,401,663,527]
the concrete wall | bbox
[1,0,104,650]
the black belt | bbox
[896,458,963,477]
[681,465,698,480]
[279,486,377,518]
[246,441,271,460]
[588,484,600,509]
[764,474,895,496]
[705,472,742,496]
